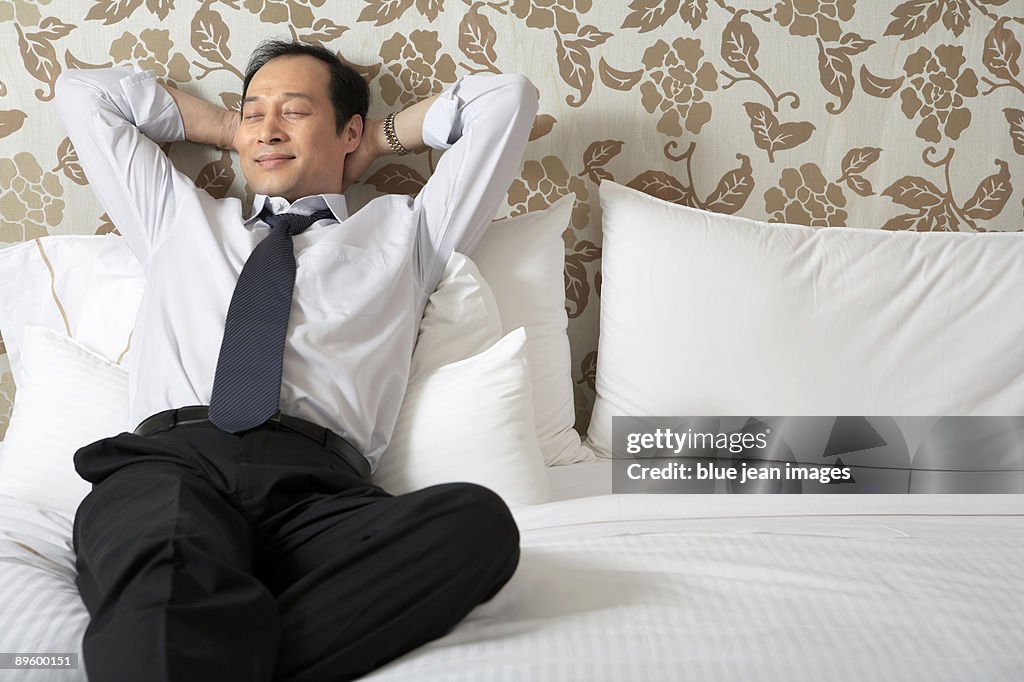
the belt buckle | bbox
[266,411,284,428]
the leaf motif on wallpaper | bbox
[15,19,75,101]
[721,12,759,73]
[64,51,112,70]
[565,240,601,320]
[860,66,904,98]
[529,114,556,141]
[883,176,944,209]
[963,160,1012,220]
[744,102,815,162]
[340,55,382,87]
[838,147,881,197]
[220,92,242,114]
[304,19,349,43]
[622,0,681,34]
[1004,108,1024,155]
[816,37,872,115]
[149,0,174,21]
[556,27,612,107]
[417,0,443,23]
[626,171,693,205]
[196,151,235,200]
[366,163,427,195]
[578,351,598,393]
[54,137,87,186]
[86,0,145,25]
[598,58,643,91]
[942,0,970,37]
[96,213,118,236]
[984,18,1021,80]
[0,111,27,141]
[191,4,242,80]
[981,18,1024,96]
[581,140,624,184]
[884,0,943,41]
[703,154,754,214]
[358,0,415,26]
[459,4,499,73]
[681,0,709,30]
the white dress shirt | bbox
[54,65,538,473]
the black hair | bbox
[241,38,370,134]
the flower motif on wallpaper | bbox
[110,29,192,86]
[774,0,856,42]
[0,152,64,242]
[640,38,717,137]
[765,163,848,227]
[378,30,458,107]
[508,156,589,232]
[900,44,978,143]
[243,0,326,28]
[0,0,51,25]
[511,0,592,33]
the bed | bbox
[1,181,1023,681]
[3,473,1024,681]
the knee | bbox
[429,482,520,566]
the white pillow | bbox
[473,194,591,465]
[0,326,131,517]
[375,328,551,507]
[587,180,1024,458]
[0,235,143,388]
[410,252,502,378]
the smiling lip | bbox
[257,154,295,167]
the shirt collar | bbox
[244,193,348,227]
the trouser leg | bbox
[72,433,280,682]
[256,481,521,682]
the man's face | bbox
[238,54,360,202]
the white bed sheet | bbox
[2,488,1023,681]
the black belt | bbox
[133,406,370,480]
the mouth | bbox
[256,154,295,168]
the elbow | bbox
[501,73,540,126]
[507,73,540,112]
[54,69,93,116]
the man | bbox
[54,38,538,682]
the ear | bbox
[342,114,363,154]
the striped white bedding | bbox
[2,489,1023,681]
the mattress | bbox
[2,476,1023,681]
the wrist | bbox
[219,110,239,152]
[365,117,390,159]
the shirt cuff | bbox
[120,65,186,144]
[421,76,465,151]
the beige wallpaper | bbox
[0,0,1022,439]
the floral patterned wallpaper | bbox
[0,0,1021,438]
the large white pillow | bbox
[0,326,131,517]
[0,235,143,388]
[587,180,1024,458]
[473,193,591,466]
[0,253,547,516]
[375,328,551,507]
[410,252,502,377]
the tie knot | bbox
[261,208,335,236]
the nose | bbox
[258,111,288,144]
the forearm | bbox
[160,84,238,151]
[365,93,442,158]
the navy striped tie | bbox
[208,208,334,433]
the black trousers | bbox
[71,420,521,682]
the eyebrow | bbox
[242,92,315,105]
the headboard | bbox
[1,1,1021,438]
